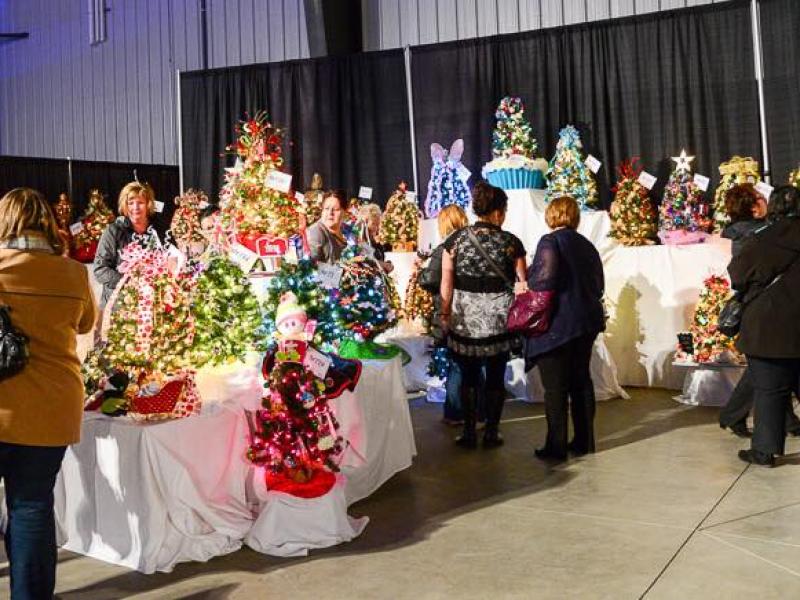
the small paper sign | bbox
[405,190,417,204]
[153,200,165,213]
[265,169,293,193]
[693,173,710,192]
[456,163,472,182]
[585,154,602,174]
[755,181,774,200]
[316,263,343,289]
[637,171,658,190]
[358,186,373,200]
[69,222,84,235]
[229,242,259,273]
[303,346,332,380]
[295,191,305,203]
[166,244,186,273]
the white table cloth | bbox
[603,238,733,389]
[673,362,745,407]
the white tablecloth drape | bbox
[673,363,745,406]
[41,356,415,571]
[603,239,733,389]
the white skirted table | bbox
[602,238,733,389]
[672,361,745,406]
[44,356,415,571]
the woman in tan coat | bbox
[0,188,96,599]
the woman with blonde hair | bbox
[0,188,97,599]
[93,181,161,309]
[524,196,605,462]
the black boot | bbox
[455,387,478,449]
[483,389,506,448]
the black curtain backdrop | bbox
[411,0,761,208]
[761,0,800,185]
[0,156,179,233]
[181,50,413,208]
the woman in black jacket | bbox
[524,196,605,462]
[730,186,800,466]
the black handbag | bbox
[0,304,29,381]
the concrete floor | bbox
[3,388,800,599]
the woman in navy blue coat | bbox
[524,196,605,461]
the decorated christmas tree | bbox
[71,189,115,262]
[712,156,762,233]
[379,182,420,251]
[219,111,301,246]
[658,150,713,244]
[424,139,471,218]
[189,256,263,367]
[545,125,598,209]
[688,275,739,364]
[302,172,325,226]
[403,268,434,329]
[337,245,399,341]
[609,159,658,246]
[789,165,800,189]
[482,97,548,190]
[170,189,209,257]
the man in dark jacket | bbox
[729,186,800,466]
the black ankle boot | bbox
[455,387,477,449]
[483,389,506,448]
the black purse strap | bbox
[465,228,514,290]
[0,304,11,331]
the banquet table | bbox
[672,362,745,407]
[34,356,415,571]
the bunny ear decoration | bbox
[448,139,464,162]
[430,143,446,163]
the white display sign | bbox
[405,190,417,204]
[693,173,710,192]
[69,222,84,235]
[585,154,602,174]
[295,191,305,203]
[166,244,187,273]
[456,163,472,182]
[303,346,332,380]
[637,171,658,190]
[153,200,165,213]
[755,181,774,200]
[358,186,373,200]
[229,242,259,273]
[316,263,343,289]
[265,169,293,193]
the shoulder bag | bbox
[465,228,553,337]
[0,303,29,381]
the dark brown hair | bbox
[323,189,349,211]
[471,181,508,217]
[724,184,761,224]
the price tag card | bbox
[229,242,259,273]
[153,200,165,213]
[585,154,602,174]
[755,181,774,200]
[405,190,417,204]
[166,244,187,273]
[316,263,343,289]
[358,186,373,200]
[693,173,710,192]
[265,169,293,193]
[637,171,658,190]
[294,191,305,203]
[456,163,472,182]
[69,222,84,235]
[303,346,332,380]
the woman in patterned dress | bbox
[440,181,527,448]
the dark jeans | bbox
[453,352,509,435]
[444,360,486,422]
[537,333,597,455]
[749,356,800,456]
[719,365,800,432]
[0,442,67,600]
[454,352,508,393]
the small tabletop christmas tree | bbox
[609,159,658,246]
[688,275,739,364]
[379,182,420,251]
[71,189,115,263]
[424,139,471,218]
[170,189,209,258]
[219,111,301,247]
[789,165,800,189]
[482,97,548,190]
[545,125,598,209]
[404,268,434,330]
[658,150,712,245]
[712,156,762,233]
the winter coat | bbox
[722,218,767,258]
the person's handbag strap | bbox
[465,228,514,290]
